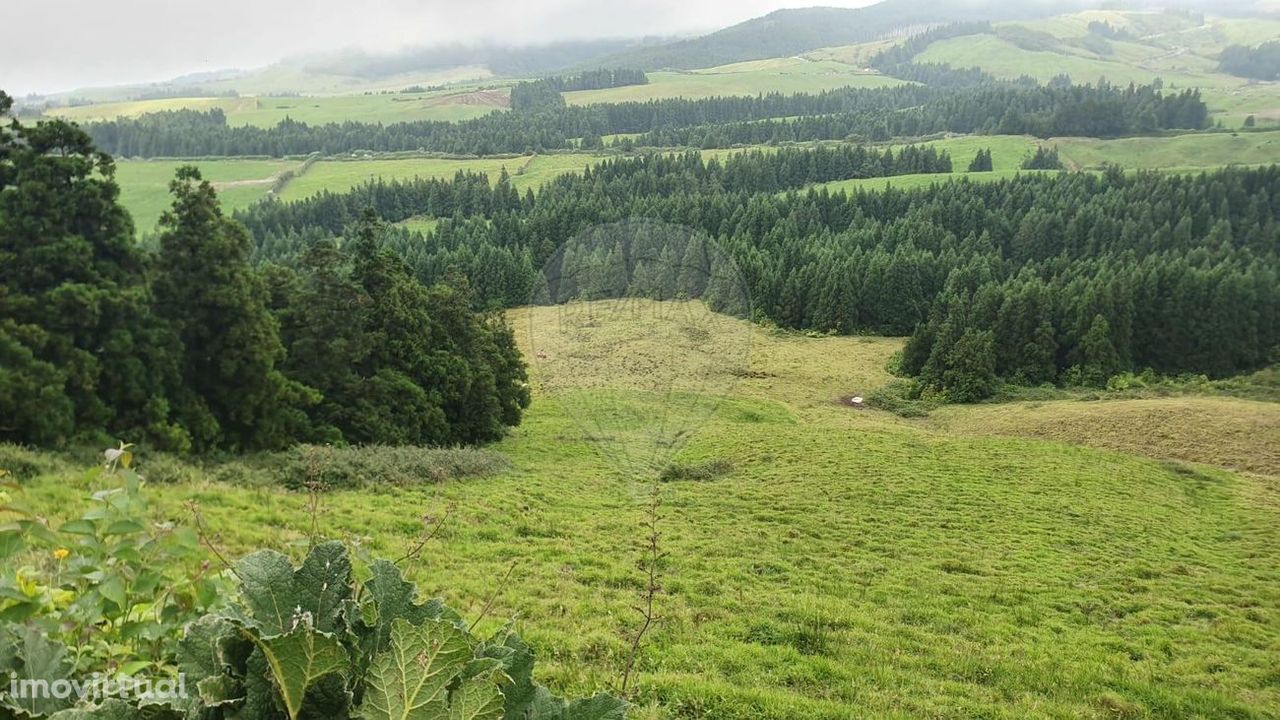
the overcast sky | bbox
[3,0,878,96]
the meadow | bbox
[112,130,1280,231]
[114,157,304,233]
[273,152,600,202]
[47,82,506,127]
[908,11,1280,127]
[8,300,1278,719]
[563,58,905,105]
[914,34,1230,89]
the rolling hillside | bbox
[904,10,1280,127]
[10,300,1278,717]
[593,0,1088,71]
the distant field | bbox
[274,153,599,202]
[54,96,260,122]
[114,132,1280,218]
[815,168,1047,194]
[564,58,905,104]
[232,88,507,126]
[928,396,1280,476]
[394,215,441,234]
[1050,130,1280,170]
[115,158,302,233]
[915,34,1230,89]
[48,86,508,127]
[906,11,1280,128]
[804,39,899,67]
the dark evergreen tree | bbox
[967,148,993,172]
[1022,146,1063,170]
[152,167,317,452]
[0,92,184,447]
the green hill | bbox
[10,299,1279,718]
[904,10,1280,127]
[592,0,1083,71]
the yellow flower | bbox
[53,548,70,561]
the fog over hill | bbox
[8,0,1277,99]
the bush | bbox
[137,451,204,484]
[0,443,62,481]
[659,458,734,482]
[865,380,935,417]
[272,444,511,490]
[0,448,624,719]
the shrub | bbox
[866,380,935,417]
[271,444,512,490]
[137,451,204,484]
[0,448,625,719]
[0,444,231,679]
[0,443,61,481]
[659,458,734,482]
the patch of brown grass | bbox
[928,396,1280,476]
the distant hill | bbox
[590,0,1092,71]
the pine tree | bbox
[942,328,998,402]
[967,148,993,172]
[0,93,182,447]
[1076,314,1121,386]
[152,167,317,452]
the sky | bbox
[3,0,878,96]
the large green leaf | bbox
[235,542,352,636]
[477,630,536,720]
[525,690,628,720]
[46,699,149,719]
[247,620,347,720]
[362,560,448,653]
[359,618,484,720]
[175,615,244,714]
[234,550,297,636]
[445,672,504,720]
[1,626,74,717]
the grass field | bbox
[564,58,905,105]
[49,84,507,128]
[909,11,1280,128]
[926,396,1280,477]
[115,158,303,233]
[915,34,1228,89]
[1050,131,1280,170]
[9,300,1279,718]
[273,153,599,202]
[394,215,442,234]
[112,132,1280,221]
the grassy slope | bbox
[915,34,1227,89]
[926,396,1280,476]
[1050,131,1280,169]
[273,153,598,203]
[564,58,904,105]
[909,11,1280,128]
[114,131,1280,222]
[50,84,506,128]
[13,300,1280,719]
[115,158,303,233]
[811,131,1280,193]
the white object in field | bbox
[850,396,864,405]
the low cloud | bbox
[3,0,876,95]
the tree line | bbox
[82,80,1207,158]
[0,95,528,451]
[510,68,648,112]
[234,149,1280,402]
[1218,41,1280,81]
[631,83,1207,148]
